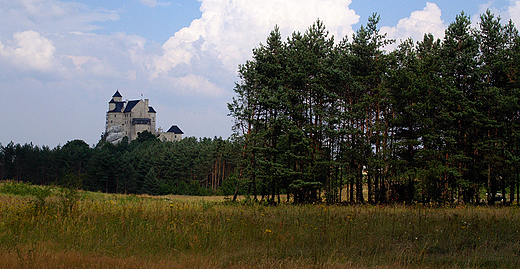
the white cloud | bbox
[65,55,99,69]
[18,0,65,17]
[56,32,149,80]
[151,0,360,78]
[138,0,171,8]
[380,2,445,50]
[508,1,520,26]
[167,74,226,97]
[0,39,6,57]
[471,1,520,30]
[0,30,56,71]
[139,0,158,7]
[0,0,119,35]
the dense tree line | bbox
[0,133,240,196]
[228,11,520,205]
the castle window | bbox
[132,118,151,125]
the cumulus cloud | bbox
[18,0,65,17]
[380,2,445,50]
[65,55,99,69]
[151,73,226,97]
[0,0,119,35]
[55,32,150,82]
[508,0,520,26]
[174,74,225,97]
[0,30,56,71]
[0,39,5,57]
[151,0,360,79]
[470,1,520,30]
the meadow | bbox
[0,182,519,269]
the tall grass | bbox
[1,182,519,268]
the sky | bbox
[1,0,519,148]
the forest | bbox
[0,133,240,197]
[2,11,520,205]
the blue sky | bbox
[1,0,519,147]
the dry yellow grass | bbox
[1,182,520,268]
[0,246,416,269]
[0,244,218,269]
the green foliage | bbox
[0,181,51,199]
[0,136,242,197]
[0,181,53,209]
[217,173,241,196]
[135,130,158,143]
[57,187,80,215]
[141,167,159,195]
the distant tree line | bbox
[228,11,520,205]
[0,132,240,196]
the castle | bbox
[105,90,183,144]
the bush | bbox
[0,181,53,207]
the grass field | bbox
[1,182,519,268]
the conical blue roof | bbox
[167,125,184,134]
[112,90,122,98]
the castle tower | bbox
[112,90,123,102]
[109,90,122,111]
[105,90,126,144]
